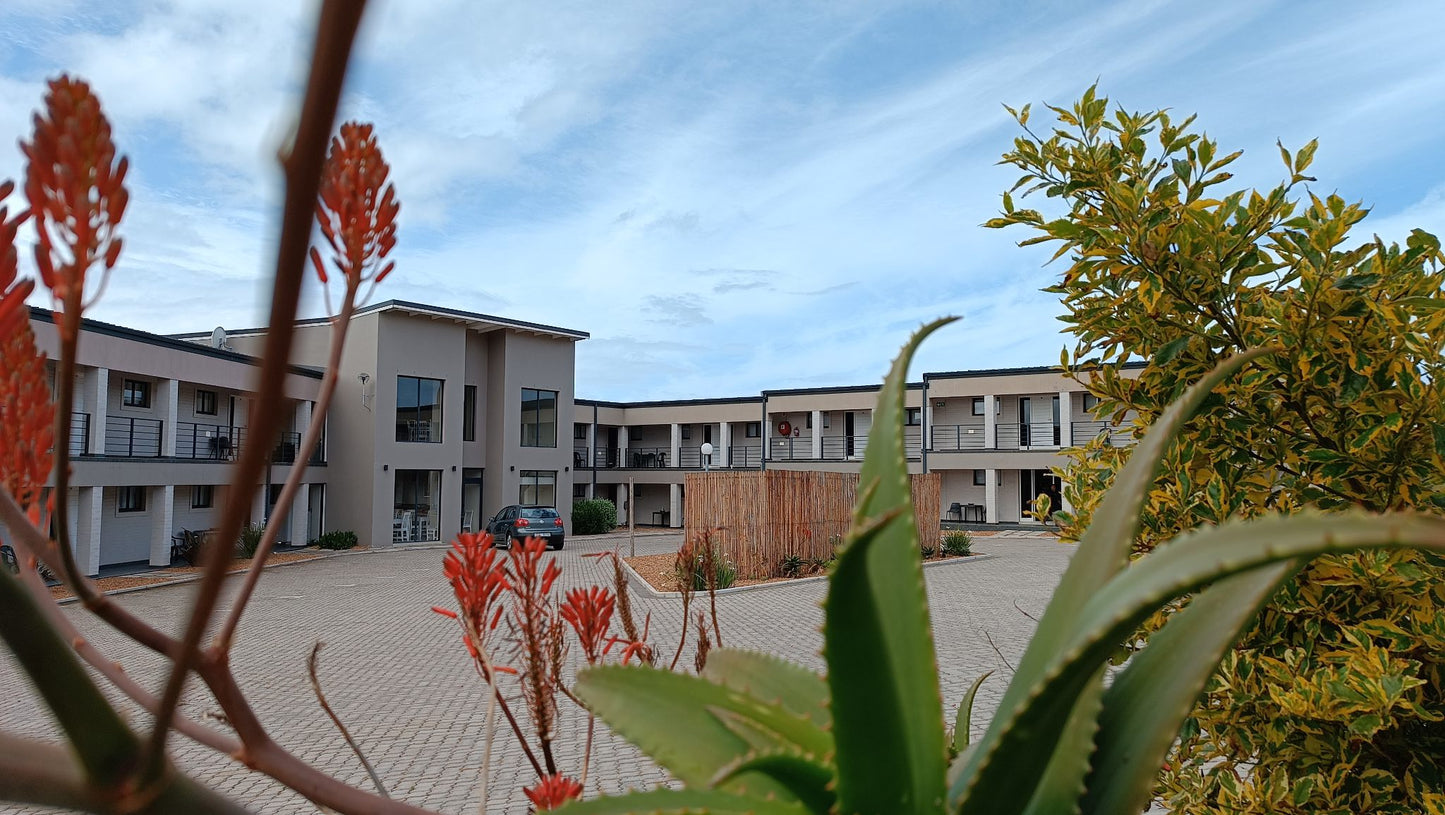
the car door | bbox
[497,506,518,539]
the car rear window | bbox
[522,508,558,519]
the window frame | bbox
[195,389,218,416]
[745,422,761,438]
[520,388,559,448]
[192,484,214,509]
[463,384,477,442]
[396,375,444,444]
[123,379,151,409]
[573,423,588,440]
[973,470,986,486]
[118,485,147,513]
[905,407,921,426]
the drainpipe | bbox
[760,395,767,471]
[591,403,598,496]
[921,379,929,474]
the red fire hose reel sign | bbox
[776,420,792,437]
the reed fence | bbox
[683,470,940,579]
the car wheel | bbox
[550,541,564,550]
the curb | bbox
[620,552,1000,599]
[54,550,343,605]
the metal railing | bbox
[769,436,815,461]
[104,415,163,457]
[176,421,244,459]
[1071,420,1132,447]
[728,445,762,468]
[1018,421,1062,448]
[930,423,987,451]
[622,446,670,468]
[309,436,326,465]
[68,412,90,456]
[270,432,302,464]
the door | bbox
[1052,395,1061,446]
[845,412,856,458]
[606,427,619,467]
[461,468,483,532]
[1019,398,1032,447]
[1019,470,1062,521]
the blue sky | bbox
[2,1,1443,400]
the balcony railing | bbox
[727,445,763,468]
[623,446,670,468]
[1071,420,1132,447]
[104,415,163,457]
[68,412,90,456]
[270,432,302,464]
[176,421,244,459]
[930,423,987,451]
[574,445,764,469]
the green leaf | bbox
[949,347,1274,815]
[826,317,957,815]
[1433,424,1445,461]
[952,672,993,753]
[702,649,830,729]
[574,665,830,799]
[1080,562,1298,815]
[712,752,836,814]
[556,788,812,815]
[1333,272,1380,291]
[1153,336,1189,365]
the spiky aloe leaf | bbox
[951,671,992,753]
[951,348,1273,815]
[703,649,831,729]
[1080,561,1297,815]
[712,751,837,813]
[826,317,957,815]
[956,512,1445,814]
[556,788,812,814]
[574,665,831,800]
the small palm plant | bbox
[560,320,1445,815]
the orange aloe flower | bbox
[559,585,616,664]
[522,773,583,811]
[22,75,128,337]
[311,121,399,313]
[0,319,55,526]
[438,531,512,678]
[0,179,33,336]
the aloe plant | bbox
[565,323,1445,815]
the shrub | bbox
[236,523,265,559]
[311,530,358,550]
[943,530,973,557]
[571,498,618,535]
[920,545,936,559]
[779,554,804,578]
[677,540,736,591]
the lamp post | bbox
[701,442,714,472]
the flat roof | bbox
[923,360,1147,380]
[171,298,589,343]
[30,307,324,379]
[577,395,764,410]
[762,381,923,397]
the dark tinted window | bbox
[522,507,558,519]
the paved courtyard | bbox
[0,532,1072,814]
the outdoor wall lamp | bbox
[382,464,388,471]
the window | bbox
[192,484,214,509]
[519,470,557,506]
[573,482,587,499]
[123,379,151,408]
[745,422,761,438]
[973,470,986,486]
[905,407,921,426]
[118,486,146,513]
[574,423,588,440]
[521,388,558,448]
[396,376,444,443]
[971,397,984,416]
[681,425,691,440]
[1083,393,1101,411]
[805,412,812,429]
[463,385,477,442]
[195,389,218,415]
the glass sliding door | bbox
[394,469,441,543]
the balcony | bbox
[572,444,764,469]
[176,421,244,460]
[930,423,986,451]
[68,412,90,456]
[1071,420,1131,447]
[104,415,163,457]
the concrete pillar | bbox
[290,487,310,546]
[90,367,108,455]
[1058,390,1072,449]
[811,410,822,459]
[984,469,998,526]
[669,423,681,469]
[149,485,174,566]
[615,483,627,517]
[719,422,730,468]
[585,422,596,467]
[669,483,681,528]
[253,483,267,528]
[75,486,102,576]
[617,427,629,467]
[983,395,997,450]
[295,400,313,462]
[763,414,771,462]
[161,379,179,456]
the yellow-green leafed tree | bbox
[988,86,1445,814]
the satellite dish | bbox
[210,326,229,350]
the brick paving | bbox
[0,532,1072,814]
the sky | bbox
[2,1,1444,401]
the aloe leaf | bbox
[703,649,831,728]
[951,671,992,753]
[955,512,1445,814]
[575,665,831,799]
[951,348,1274,815]
[826,316,957,815]
[556,788,812,814]
[1081,561,1297,815]
[712,751,837,814]
[1018,666,1106,815]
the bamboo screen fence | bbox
[683,470,941,579]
